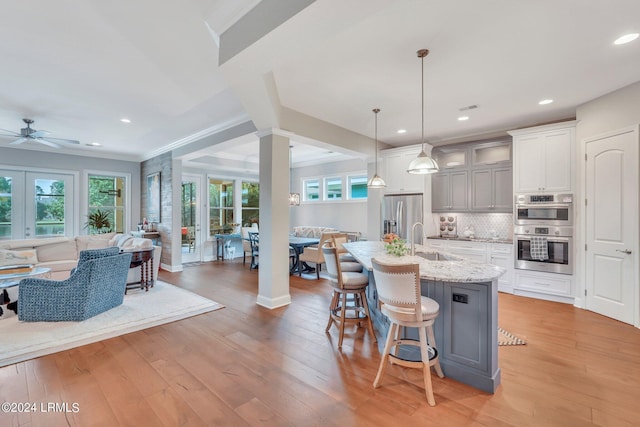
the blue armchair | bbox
[17,247,132,322]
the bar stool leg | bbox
[374,322,398,388]
[338,291,348,348]
[426,323,444,378]
[326,291,338,332]
[419,326,436,406]
[359,290,377,342]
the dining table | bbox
[288,236,320,275]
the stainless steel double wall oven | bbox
[514,193,574,275]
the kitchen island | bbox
[342,241,505,393]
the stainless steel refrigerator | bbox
[382,193,424,244]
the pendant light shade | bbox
[407,49,439,175]
[367,108,386,188]
[288,145,300,206]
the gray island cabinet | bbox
[342,241,505,394]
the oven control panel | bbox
[514,226,572,237]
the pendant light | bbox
[367,108,386,188]
[407,49,439,174]
[288,145,300,206]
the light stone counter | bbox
[342,241,505,283]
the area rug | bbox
[498,327,526,346]
[0,281,224,367]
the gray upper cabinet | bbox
[471,167,512,211]
[432,139,512,213]
[432,170,468,212]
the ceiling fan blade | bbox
[29,130,51,138]
[0,129,21,137]
[35,138,61,149]
[40,136,80,145]
[9,138,28,145]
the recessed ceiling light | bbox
[538,99,554,105]
[614,33,639,45]
[86,142,102,147]
[120,118,131,123]
[458,116,469,121]
[397,129,407,134]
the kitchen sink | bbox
[415,251,457,261]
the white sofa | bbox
[0,233,161,282]
[292,226,339,239]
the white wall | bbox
[290,158,370,238]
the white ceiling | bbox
[1,1,640,168]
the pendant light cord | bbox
[421,51,425,152]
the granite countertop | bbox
[342,241,506,283]
[427,235,513,244]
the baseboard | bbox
[161,263,183,273]
[256,293,291,309]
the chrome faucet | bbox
[411,222,424,256]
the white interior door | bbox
[181,174,202,264]
[585,126,638,325]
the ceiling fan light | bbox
[367,174,386,188]
[407,150,439,174]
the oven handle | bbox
[515,235,571,243]
[516,203,572,209]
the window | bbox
[301,171,368,203]
[88,174,127,234]
[0,175,12,239]
[324,177,343,200]
[241,181,259,226]
[348,174,368,199]
[209,178,234,235]
[303,179,320,201]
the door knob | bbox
[616,249,632,254]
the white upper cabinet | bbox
[510,122,576,193]
[380,145,426,193]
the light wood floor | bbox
[1,259,639,426]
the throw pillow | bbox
[0,249,38,266]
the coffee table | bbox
[0,267,51,317]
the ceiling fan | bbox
[0,118,80,149]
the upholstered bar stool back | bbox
[371,258,444,406]
[322,244,376,348]
[331,233,362,272]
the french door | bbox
[181,174,202,263]
[0,169,75,240]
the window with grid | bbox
[209,178,234,235]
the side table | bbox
[121,248,154,293]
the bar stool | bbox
[322,244,376,348]
[371,258,444,406]
[331,234,362,272]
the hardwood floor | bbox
[1,259,639,426]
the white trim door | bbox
[585,126,639,325]
[181,174,202,264]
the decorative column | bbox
[256,130,292,308]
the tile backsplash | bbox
[431,213,513,240]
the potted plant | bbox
[85,209,112,234]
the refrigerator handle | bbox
[397,201,403,237]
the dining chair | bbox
[298,232,336,279]
[370,258,444,406]
[248,231,259,270]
